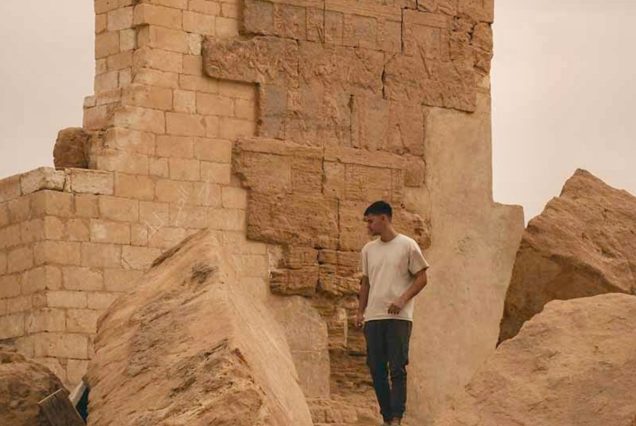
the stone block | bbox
[133,46,183,74]
[192,182,222,207]
[62,266,104,291]
[33,241,81,266]
[90,219,131,244]
[166,112,206,136]
[133,68,180,89]
[0,175,21,203]
[120,28,137,51]
[196,92,233,116]
[67,359,89,386]
[108,7,134,31]
[0,274,21,298]
[66,308,101,333]
[20,167,66,195]
[207,208,245,231]
[0,313,24,339]
[155,179,194,204]
[104,268,143,292]
[113,105,166,134]
[98,196,139,222]
[114,173,155,200]
[273,4,306,40]
[25,308,66,333]
[147,227,188,248]
[87,292,119,310]
[178,74,219,93]
[169,158,200,181]
[189,0,221,15]
[81,242,122,268]
[0,224,21,250]
[243,0,274,35]
[122,83,174,110]
[95,31,120,59]
[64,218,90,242]
[173,90,197,113]
[7,246,34,273]
[133,3,183,29]
[156,135,194,158]
[0,250,6,275]
[47,290,88,309]
[183,10,216,35]
[8,197,31,223]
[200,161,230,184]
[215,16,239,38]
[137,25,189,53]
[34,332,88,359]
[75,194,100,218]
[68,169,115,195]
[221,186,247,209]
[193,138,232,163]
[31,191,74,218]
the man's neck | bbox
[379,227,399,243]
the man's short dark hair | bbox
[364,201,392,218]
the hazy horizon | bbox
[1,0,634,222]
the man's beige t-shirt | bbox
[361,234,429,322]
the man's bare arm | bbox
[355,275,370,327]
[388,268,428,314]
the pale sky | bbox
[0,1,634,222]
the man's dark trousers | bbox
[364,319,412,422]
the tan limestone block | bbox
[75,194,100,218]
[189,0,221,15]
[98,195,139,222]
[20,167,66,195]
[192,182,222,207]
[4,295,31,314]
[120,28,136,51]
[207,208,245,231]
[220,1,239,19]
[154,179,194,203]
[62,266,104,291]
[114,173,155,200]
[0,224,21,250]
[193,138,232,162]
[25,308,66,333]
[196,92,233,116]
[66,309,101,334]
[90,219,131,245]
[186,34,203,55]
[94,151,150,175]
[133,68,180,89]
[46,291,88,309]
[83,104,117,130]
[219,117,255,140]
[138,25,189,53]
[107,6,134,31]
[67,359,89,386]
[65,218,90,242]
[0,175,21,203]
[68,168,115,195]
[169,203,208,228]
[0,274,21,298]
[122,83,173,110]
[0,203,9,227]
[103,127,156,155]
[0,313,25,339]
[95,13,107,34]
[131,223,149,246]
[169,158,200,181]
[183,10,216,35]
[147,227,188,249]
[178,74,219,93]
[221,231,266,255]
[149,157,170,177]
[7,246,34,273]
[215,16,238,38]
[95,31,120,59]
[200,161,230,184]
[173,90,196,113]
[34,332,88,359]
[204,116,219,137]
[166,112,206,136]
[87,292,119,310]
[33,241,81,266]
[30,190,74,218]
[243,0,275,35]
[133,47,183,74]
[7,197,31,224]
[139,201,170,229]
[113,105,166,134]
[94,0,120,15]
[104,268,142,292]
[221,186,247,209]
[0,250,6,275]
[22,218,47,242]
[148,0,188,8]
[133,3,183,29]
[81,242,122,268]
[95,70,120,92]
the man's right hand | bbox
[355,311,364,328]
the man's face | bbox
[364,214,385,236]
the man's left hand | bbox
[388,299,405,315]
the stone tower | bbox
[0,0,523,423]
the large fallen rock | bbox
[87,230,313,426]
[0,346,66,426]
[53,127,91,169]
[436,293,636,426]
[499,169,636,342]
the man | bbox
[356,201,429,426]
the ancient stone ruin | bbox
[0,0,526,424]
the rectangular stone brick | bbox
[0,175,21,203]
[122,83,174,110]
[20,167,66,195]
[0,203,9,227]
[93,151,150,175]
[68,169,115,195]
[114,173,156,200]
[154,179,194,203]
[95,31,120,59]
[21,219,45,243]
[121,245,160,270]
[87,292,119,310]
[62,266,104,291]
[94,70,120,92]
[90,220,131,245]
[133,47,183,75]
[47,290,87,309]
[191,182,222,207]
[222,231,266,255]
[7,197,30,224]
[120,28,137,51]
[31,191,74,218]
[108,7,134,31]
[170,204,207,228]
[34,332,88,359]
[133,3,183,29]
[131,223,149,246]
[156,135,195,158]
[4,295,31,314]
[98,196,139,222]
[96,13,107,33]
[33,241,81,266]
[190,0,221,15]
[183,10,216,36]
[149,157,170,177]
[221,2,239,19]
[7,246,34,273]
[104,268,143,292]
[66,309,101,333]
[0,250,6,275]
[218,80,255,100]
[81,243,122,268]
[113,105,166,134]
[0,313,24,339]
[173,90,196,113]
[0,274,20,298]
[103,128,156,155]
[182,54,203,75]
[193,138,232,163]
[200,161,231,184]
[0,224,21,250]
[139,201,170,229]
[95,0,120,14]
[25,309,66,333]
[66,218,91,242]
[196,92,233,116]
[219,117,256,139]
[169,158,200,181]
[147,227,187,248]
[166,112,206,136]
[133,68,180,89]
[215,16,238,38]
[207,208,244,231]
[221,186,247,209]
[179,74,219,93]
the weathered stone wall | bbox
[0,0,524,424]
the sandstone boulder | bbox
[86,230,313,426]
[53,127,91,169]
[0,346,66,426]
[499,169,636,342]
[436,293,636,426]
